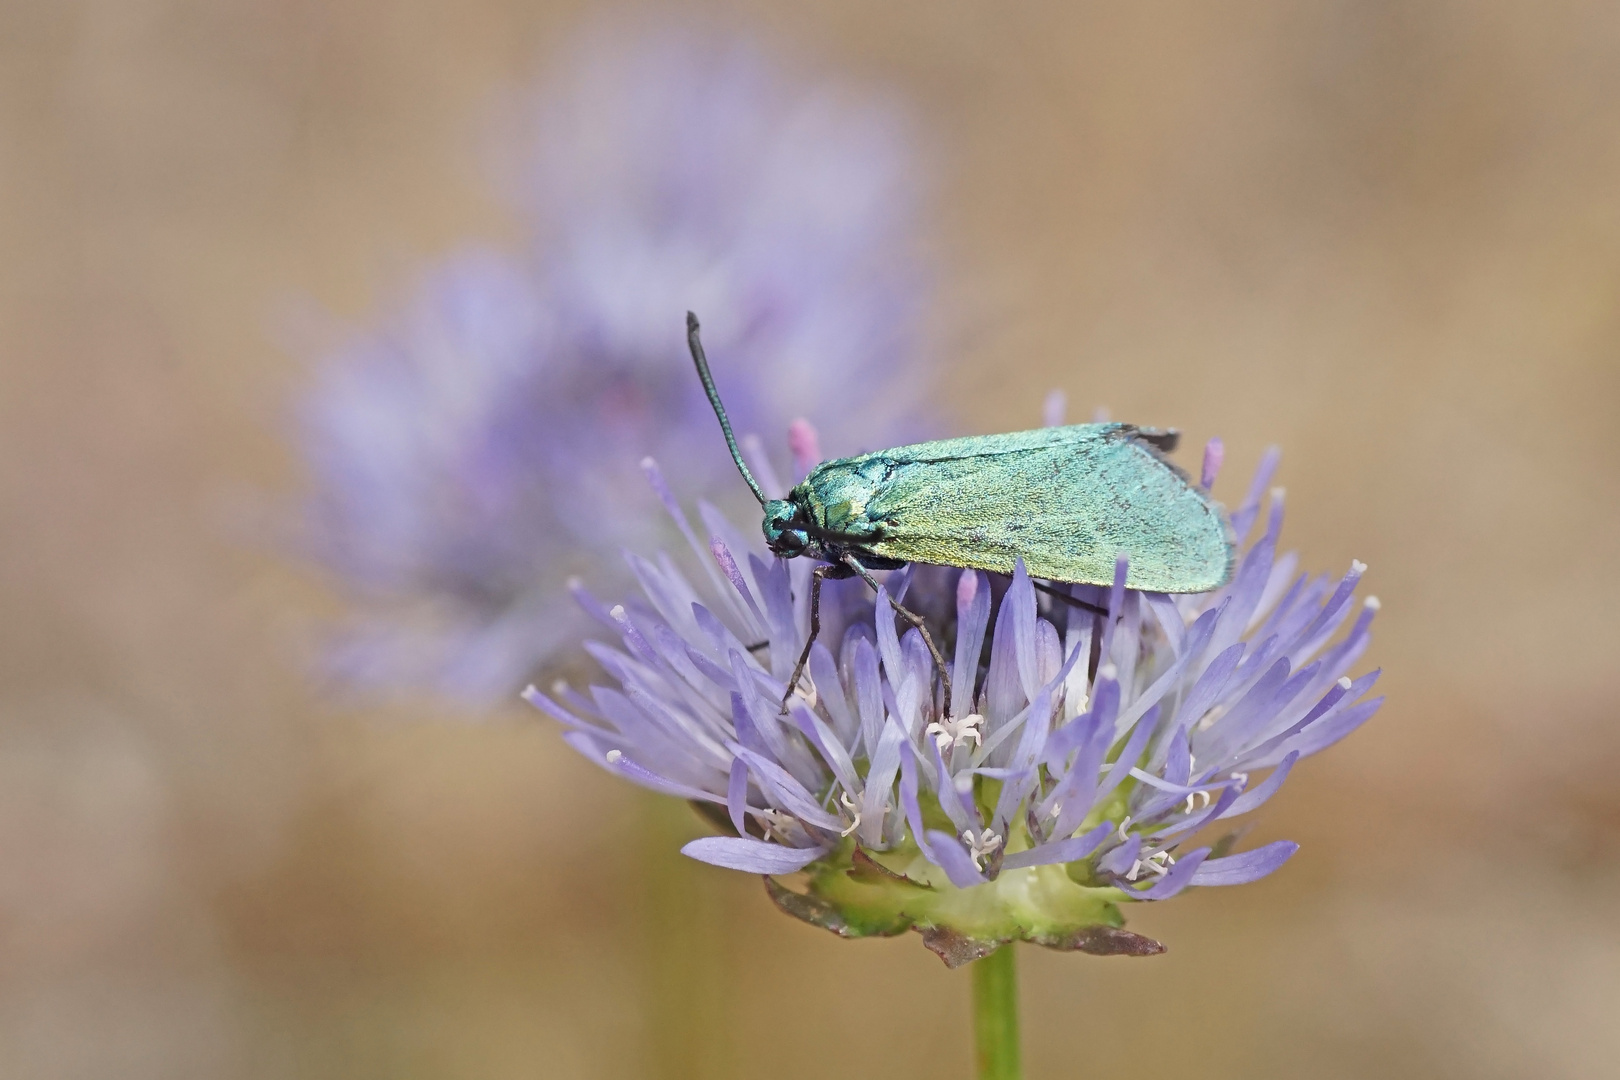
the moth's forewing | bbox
[801,424,1232,593]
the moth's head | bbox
[762,499,810,558]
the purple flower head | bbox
[530,425,1384,964]
[294,26,932,704]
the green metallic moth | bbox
[685,312,1233,714]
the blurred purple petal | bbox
[682,837,828,874]
[1190,841,1300,886]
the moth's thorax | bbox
[800,458,886,534]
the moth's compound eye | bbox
[762,500,809,556]
[771,530,808,556]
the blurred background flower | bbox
[294,23,933,706]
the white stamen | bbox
[758,809,796,843]
[1049,801,1063,820]
[1364,595,1381,611]
[1229,771,1249,788]
[838,792,862,837]
[926,713,984,753]
[1337,676,1352,690]
[1117,816,1133,841]
[605,749,623,764]
[1127,850,1175,882]
[1270,486,1286,503]
[1351,559,1367,574]
[551,679,568,695]
[962,828,1003,870]
[792,674,818,708]
[1184,789,1212,814]
[609,604,626,620]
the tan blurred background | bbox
[4,2,1620,1078]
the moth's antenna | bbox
[687,311,767,507]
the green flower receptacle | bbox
[765,841,1165,968]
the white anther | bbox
[1364,596,1381,611]
[758,809,796,843]
[605,749,623,764]
[1270,486,1286,502]
[792,674,818,708]
[926,713,984,753]
[1351,559,1367,574]
[609,604,627,620]
[1117,816,1133,841]
[1098,663,1118,682]
[962,828,1002,870]
[1336,676,1352,690]
[1049,801,1063,820]
[1184,789,1212,814]
[1128,850,1175,882]
[838,792,862,838]
[551,679,569,695]
[1229,771,1249,788]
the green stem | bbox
[973,944,1023,1080]
[639,793,735,1080]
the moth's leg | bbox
[841,554,954,718]
[1031,579,1109,618]
[1087,611,1105,683]
[1032,580,1112,680]
[780,562,841,714]
[1131,426,1180,454]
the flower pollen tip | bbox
[1352,559,1368,574]
[926,713,984,753]
[1337,676,1352,690]
[787,417,822,473]
[606,749,623,764]
[1365,595,1382,610]
[1043,388,1067,428]
[963,828,1003,869]
[1200,436,1225,489]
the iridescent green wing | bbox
[805,423,1231,592]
